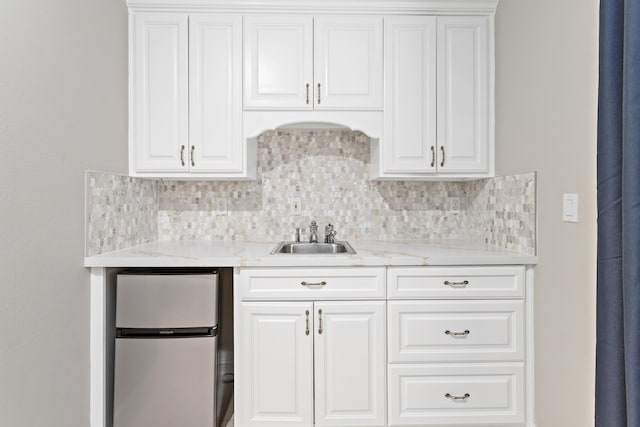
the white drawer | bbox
[388,363,525,426]
[239,267,386,300]
[388,300,524,363]
[387,266,525,299]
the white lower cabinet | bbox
[237,302,314,427]
[386,266,528,427]
[388,363,525,426]
[236,265,529,427]
[236,267,387,427]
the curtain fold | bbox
[596,0,640,425]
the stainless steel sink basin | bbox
[271,241,356,255]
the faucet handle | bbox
[325,223,337,243]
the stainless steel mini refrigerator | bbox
[113,270,219,427]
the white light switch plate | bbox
[563,193,578,222]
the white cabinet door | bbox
[382,16,437,174]
[131,12,188,173]
[437,16,490,174]
[189,14,243,173]
[314,301,386,427]
[244,16,313,110]
[314,16,383,110]
[237,302,314,427]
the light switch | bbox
[563,193,578,222]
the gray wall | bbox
[0,0,598,425]
[0,0,127,425]
[495,1,598,426]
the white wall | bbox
[495,1,598,426]
[0,0,127,425]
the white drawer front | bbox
[388,363,525,426]
[388,301,524,363]
[387,266,524,299]
[239,267,386,300]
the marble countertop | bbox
[84,240,537,267]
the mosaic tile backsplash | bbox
[85,171,158,256]
[86,130,536,256]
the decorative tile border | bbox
[86,131,536,255]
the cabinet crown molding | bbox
[127,0,499,15]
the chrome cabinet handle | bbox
[190,145,195,167]
[305,310,310,336]
[301,281,326,287]
[440,146,445,167]
[180,145,186,166]
[318,309,323,334]
[444,280,469,287]
[306,83,310,104]
[445,329,470,337]
[445,393,470,400]
[430,146,435,167]
[317,83,321,104]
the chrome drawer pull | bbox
[445,393,470,400]
[445,329,470,337]
[444,280,469,287]
[305,310,310,336]
[301,281,326,287]
[318,309,323,334]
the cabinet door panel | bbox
[132,13,188,172]
[237,302,314,427]
[314,16,383,110]
[244,16,313,109]
[383,16,437,174]
[314,301,386,427]
[189,14,243,172]
[437,16,490,174]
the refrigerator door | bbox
[114,336,216,427]
[116,273,218,328]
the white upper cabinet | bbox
[130,12,249,178]
[128,2,496,180]
[382,16,437,175]
[437,16,491,174]
[374,14,493,179]
[189,14,243,173]
[244,16,314,110]
[131,13,188,173]
[243,15,383,110]
[314,16,383,110]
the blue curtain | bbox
[596,0,640,425]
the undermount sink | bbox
[271,241,357,255]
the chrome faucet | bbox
[309,221,319,243]
[324,224,337,244]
